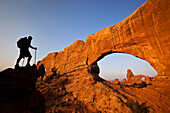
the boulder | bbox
[121,78,127,84]
[113,78,120,85]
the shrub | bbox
[65,102,70,107]
[59,102,65,107]
[125,100,148,113]
[44,70,65,83]
[125,101,132,108]
[56,71,65,78]
[46,90,52,97]
[134,100,148,113]
[55,100,59,106]
[37,79,43,83]
[44,74,54,83]
[57,90,67,97]
[51,107,56,113]
[67,74,73,77]
[63,91,67,96]
[57,78,68,85]
[40,86,45,89]
[57,79,64,85]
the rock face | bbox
[127,74,151,85]
[0,66,45,113]
[35,1,170,112]
[37,40,87,76]
[84,0,170,76]
[126,69,135,81]
[126,69,151,85]
[36,69,132,113]
[36,67,170,113]
[65,70,132,113]
[38,0,169,78]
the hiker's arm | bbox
[30,45,37,50]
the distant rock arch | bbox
[126,74,151,85]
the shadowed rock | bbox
[0,66,45,113]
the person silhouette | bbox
[15,36,37,68]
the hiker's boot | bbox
[15,64,19,69]
[26,63,31,67]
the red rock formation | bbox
[38,0,169,78]
[0,66,45,113]
[61,70,131,112]
[37,40,87,76]
[36,66,170,113]
[126,69,135,81]
[37,0,170,112]
[113,78,120,85]
[127,74,151,85]
[126,69,152,85]
[121,78,127,84]
[84,0,170,76]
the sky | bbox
[0,0,157,80]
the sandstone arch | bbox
[38,0,169,77]
[84,0,170,76]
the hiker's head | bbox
[28,36,33,40]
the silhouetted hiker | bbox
[15,36,37,68]
[39,64,46,80]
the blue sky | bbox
[0,0,157,80]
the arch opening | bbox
[98,53,158,81]
[141,77,145,82]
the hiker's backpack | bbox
[17,37,28,48]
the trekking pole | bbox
[22,57,25,67]
[34,49,37,64]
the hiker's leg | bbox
[27,55,32,66]
[16,51,23,66]
[16,56,22,65]
[25,51,32,66]
[16,49,25,66]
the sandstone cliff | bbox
[36,0,170,112]
[38,0,169,77]
[84,0,170,76]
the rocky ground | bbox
[0,65,169,113]
[35,0,170,112]
[0,66,45,113]
[36,69,170,113]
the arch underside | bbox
[86,41,166,76]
